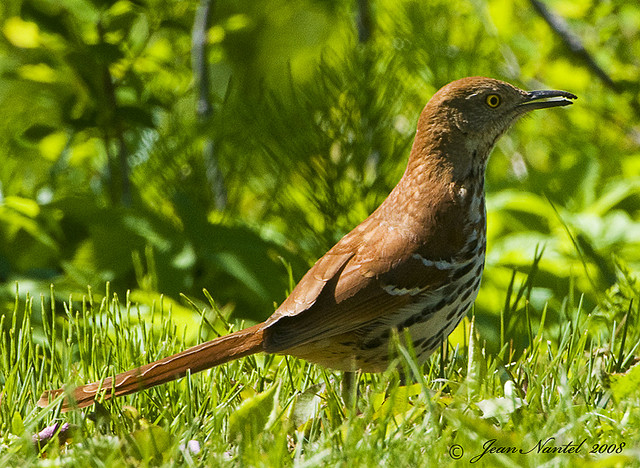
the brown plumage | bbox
[38,77,576,410]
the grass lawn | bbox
[1,279,639,467]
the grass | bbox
[1,278,639,467]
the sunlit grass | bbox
[1,277,639,467]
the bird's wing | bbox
[263,214,457,352]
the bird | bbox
[38,77,576,411]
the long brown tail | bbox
[38,322,266,411]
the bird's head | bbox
[413,77,576,180]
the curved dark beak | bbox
[518,89,577,111]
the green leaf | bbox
[466,315,486,400]
[290,383,324,429]
[373,383,422,421]
[130,425,173,463]
[609,362,640,401]
[21,124,58,142]
[117,105,154,128]
[3,17,40,48]
[11,412,25,436]
[228,383,280,442]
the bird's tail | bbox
[37,322,266,411]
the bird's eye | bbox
[485,94,501,108]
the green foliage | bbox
[1,0,639,336]
[610,361,640,402]
[1,286,639,465]
[0,0,639,464]
[228,381,279,443]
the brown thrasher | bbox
[39,77,575,411]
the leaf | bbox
[488,190,552,221]
[476,382,525,426]
[3,17,40,48]
[290,383,324,429]
[87,43,124,64]
[228,383,280,442]
[466,315,486,400]
[117,105,154,128]
[11,412,24,436]
[609,361,640,401]
[373,383,422,421]
[103,1,138,32]
[588,179,640,216]
[39,131,68,160]
[476,397,524,424]
[476,396,524,421]
[22,124,59,142]
[3,196,40,218]
[130,425,173,463]
[17,64,57,83]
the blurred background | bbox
[0,0,638,354]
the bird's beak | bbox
[518,89,577,111]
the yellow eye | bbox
[485,94,501,108]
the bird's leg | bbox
[341,371,358,412]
